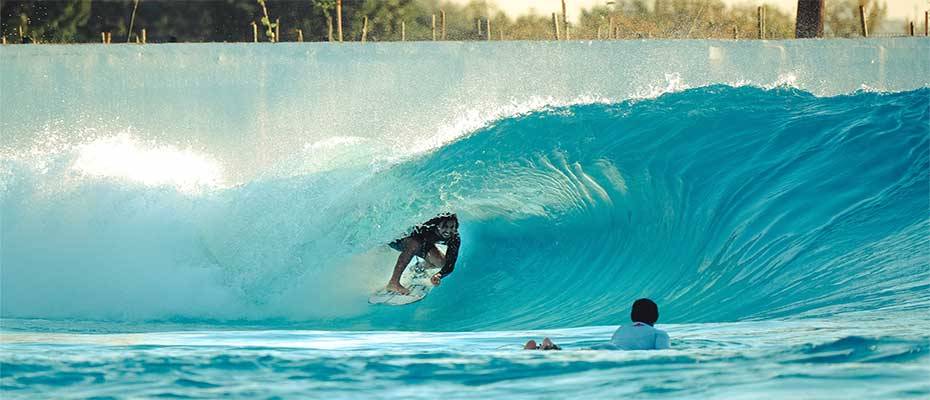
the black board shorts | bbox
[388,238,430,258]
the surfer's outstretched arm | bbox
[387,238,419,295]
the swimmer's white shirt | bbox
[609,322,671,350]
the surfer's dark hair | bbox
[631,298,659,326]
[423,213,458,227]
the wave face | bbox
[2,84,927,330]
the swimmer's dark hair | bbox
[631,298,659,326]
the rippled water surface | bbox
[3,316,929,399]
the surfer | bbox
[386,213,460,295]
[523,298,670,351]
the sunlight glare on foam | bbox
[71,135,224,193]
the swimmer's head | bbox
[631,298,659,326]
[436,213,459,239]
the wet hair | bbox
[423,213,458,228]
[631,298,659,326]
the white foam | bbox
[764,73,800,89]
[71,134,225,194]
[725,73,802,91]
[392,72,693,165]
[374,72,824,169]
[379,93,615,167]
[304,136,367,151]
[630,73,692,100]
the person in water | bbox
[608,298,670,350]
[524,298,670,351]
[386,213,460,295]
[524,337,561,350]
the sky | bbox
[449,0,929,23]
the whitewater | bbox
[1,39,929,399]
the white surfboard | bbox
[369,261,435,305]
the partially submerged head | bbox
[631,298,659,326]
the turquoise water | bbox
[2,39,929,398]
[1,319,928,399]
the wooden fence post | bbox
[361,16,368,42]
[251,22,258,42]
[561,0,568,41]
[925,11,929,36]
[402,21,406,41]
[859,5,868,37]
[441,10,447,40]
[337,0,343,42]
[142,28,146,44]
[327,17,333,42]
[486,18,491,41]
[432,14,436,41]
[297,29,303,42]
[552,13,560,40]
[757,6,765,39]
[275,18,280,42]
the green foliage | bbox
[0,0,897,43]
[313,0,336,17]
[257,0,277,42]
[31,0,92,42]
